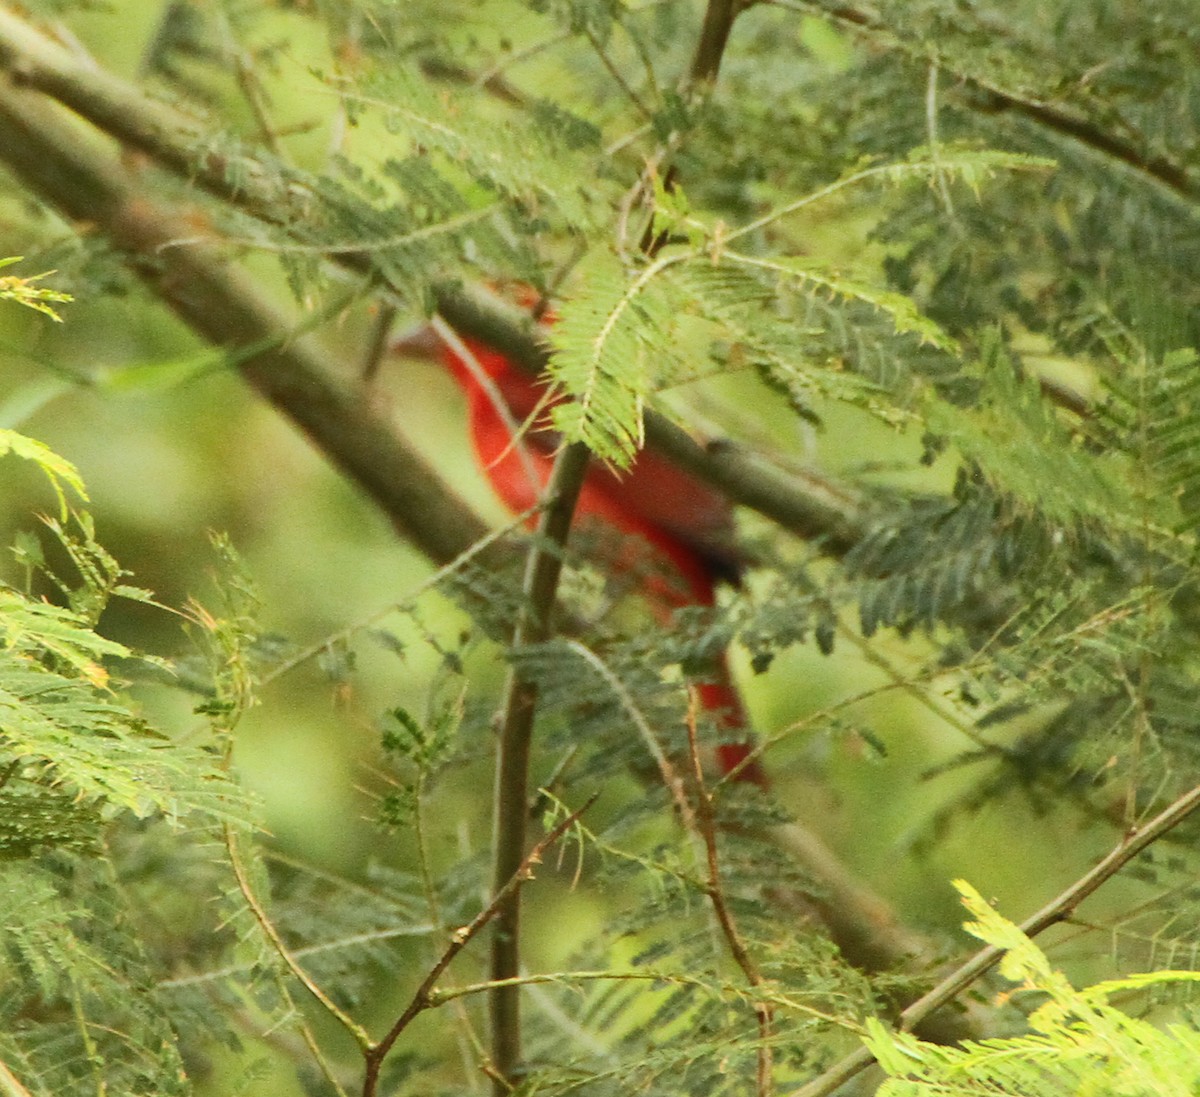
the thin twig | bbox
[615,147,663,260]
[563,639,692,819]
[412,759,490,1092]
[255,505,540,690]
[430,968,843,1029]
[225,825,372,1050]
[583,27,655,121]
[362,798,597,1096]
[427,314,545,497]
[217,12,285,158]
[685,693,774,1097]
[279,979,355,1097]
[359,300,395,384]
[789,780,1200,1097]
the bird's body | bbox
[403,319,764,785]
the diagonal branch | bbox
[791,779,1200,1097]
[0,7,872,561]
[226,824,372,1051]
[0,8,300,218]
[362,797,596,1097]
[0,86,491,572]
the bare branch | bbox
[0,87,493,572]
[690,0,742,86]
[488,442,593,1094]
[363,797,597,1096]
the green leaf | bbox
[0,429,87,517]
[0,256,73,322]
[545,250,672,466]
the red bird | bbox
[394,309,765,786]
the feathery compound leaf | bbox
[928,332,1131,527]
[723,250,958,355]
[349,67,603,232]
[895,145,1057,197]
[0,650,241,823]
[0,429,87,519]
[1144,349,1200,529]
[547,251,680,466]
[867,881,1200,1096]
[1,509,244,825]
[726,145,1054,264]
[671,259,903,415]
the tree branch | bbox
[0,8,301,217]
[0,86,492,572]
[791,779,1200,1097]
[0,10,872,563]
[686,698,774,1097]
[488,441,592,1093]
[362,797,596,1097]
[690,0,742,86]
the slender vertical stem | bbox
[362,800,594,1096]
[489,441,592,1092]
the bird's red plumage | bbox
[424,327,765,785]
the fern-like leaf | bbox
[867,881,1200,1097]
[546,250,679,466]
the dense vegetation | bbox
[2,1,1200,1094]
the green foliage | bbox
[547,249,663,466]
[0,443,237,825]
[6,0,1200,1094]
[0,440,252,1096]
[0,257,72,323]
[0,428,86,518]
[867,881,1200,1096]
